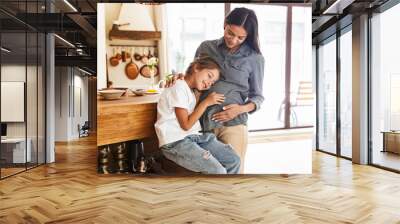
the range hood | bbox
[109,3,161,41]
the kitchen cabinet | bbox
[97,94,159,146]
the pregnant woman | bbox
[169,7,265,173]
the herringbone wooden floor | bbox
[1,134,400,223]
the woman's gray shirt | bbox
[195,38,265,131]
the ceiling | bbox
[1,0,397,73]
[0,0,97,74]
[312,0,390,44]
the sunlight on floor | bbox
[245,130,313,174]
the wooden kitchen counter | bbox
[97,94,160,146]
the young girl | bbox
[166,8,264,173]
[155,56,240,174]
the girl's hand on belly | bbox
[211,104,243,123]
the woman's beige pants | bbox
[213,125,248,173]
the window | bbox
[371,3,400,171]
[0,0,47,179]
[290,6,313,127]
[232,4,288,130]
[339,28,352,158]
[166,3,312,131]
[166,3,224,73]
[317,37,337,155]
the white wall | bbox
[1,65,26,141]
[55,67,69,141]
[1,65,39,138]
[1,64,46,163]
[55,67,89,141]
[71,74,89,138]
[98,3,166,90]
[1,83,24,124]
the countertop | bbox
[97,93,160,108]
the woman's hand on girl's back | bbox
[164,73,185,88]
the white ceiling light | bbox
[63,0,78,12]
[78,67,93,76]
[1,47,11,53]
[322,0,355,15]
[54,34,75,48]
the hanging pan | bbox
[140,64,159,78]
[141,47,149,64]
[125,48,139,80]
[109,48,119,67]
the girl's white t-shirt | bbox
[155,80,201,147]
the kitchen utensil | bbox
[98,89,125,100]
[132,88,161,95]
[152,47,158,58]
[121,47,127,62]
[125,52,139,80]
[105,54,113,88]
[100,87,129,96]
[149,47,159,65]
[140,64,159,78]
[116,47,122,60]
[141,47,149,64]
[109,48,119,67]
[131,89,145,96]
[114,22,130,28]
[126,48,131,60]
[134,47,142,61]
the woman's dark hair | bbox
[225,7,261,54]
[185,56,221,77]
